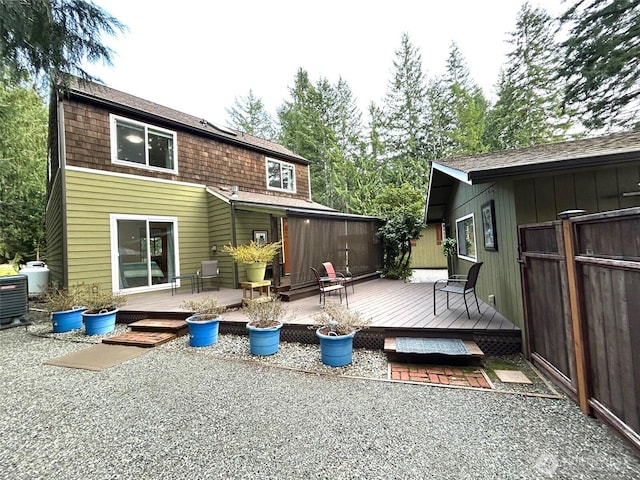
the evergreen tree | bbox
[0,0,125,84]
[441,43,488,156]
[485,3,571,150]
[226,90,278,141]
[0,82,47,263]
[278,69,365,211]
[559,0,640,130]
[379,33,430,190]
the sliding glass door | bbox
[111,215,178,291]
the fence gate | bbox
[519,208,640,452]
[518,221,577,396]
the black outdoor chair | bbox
[311,267,348,307]
[433,262,483,319]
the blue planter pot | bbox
[316,328,357,367]
[185,315,220,347]
[246,322,283,356]
[82,308,118,335]
[51,307,85,333]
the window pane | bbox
[456,215,476,259]
[282,164,294,191]
[117,219,147,288]
[116,122,145,164]
[464,218,476,257]
[148,129,174,169]
[267,160,281,188]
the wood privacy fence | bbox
[519,207,640,452]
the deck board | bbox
[121,278,519,335]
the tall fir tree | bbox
[485,3,571,150]
[226,90,278,141]
[0,0,125,85]
[278,69,365,211]
[559,0,640,130]
[441,43,488,157]
[379,33,430,191]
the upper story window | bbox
[266,157,296,193]
[111,114,177,172]
[456,213,477,262]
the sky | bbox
[88,0,565,126]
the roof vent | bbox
[230,186,239,198]
[200,118,237,136]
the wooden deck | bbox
[120,278,521,354]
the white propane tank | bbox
[20,261,50,295]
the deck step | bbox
[129,319,188,336]
[384,337,484,365]
[102,331,177,348]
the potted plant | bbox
[311,300,370,367]
[243,295,292,356]
[442,237,457,276]
[180,297,226,347]
[223,240,282,282]
[81,285,127,335]
[43,283,85,333]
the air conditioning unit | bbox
[0,275,28,325]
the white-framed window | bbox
[455,213,477,262]
[110,214,180,293]
[110,114,177,172]
[266,157,296,193]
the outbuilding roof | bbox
[426,130,640,223]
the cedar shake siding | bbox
[62,100,310,200]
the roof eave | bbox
[468,151,640,183]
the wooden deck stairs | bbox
[384,336,485,366]
[102,319,188,347]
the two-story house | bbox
[46,78,382,296]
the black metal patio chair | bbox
[433,262,483,319]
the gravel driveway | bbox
[1,325,639,480]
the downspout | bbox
[230,199,238,287]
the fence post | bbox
[559,210,591,415]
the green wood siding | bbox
[207,195,234,288]
[514,164,640,224]
[233,209,276,284]
[445,181,525,331]
[64,169,209,291]
[45,171,65,285]
[205,196,279,287]
[412,226,447,268]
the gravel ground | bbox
[1,315,640,479]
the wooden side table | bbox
[240,280,271,303]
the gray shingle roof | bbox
[62,77,308,165]
[435,130,640,182]
[207,186,335,211]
